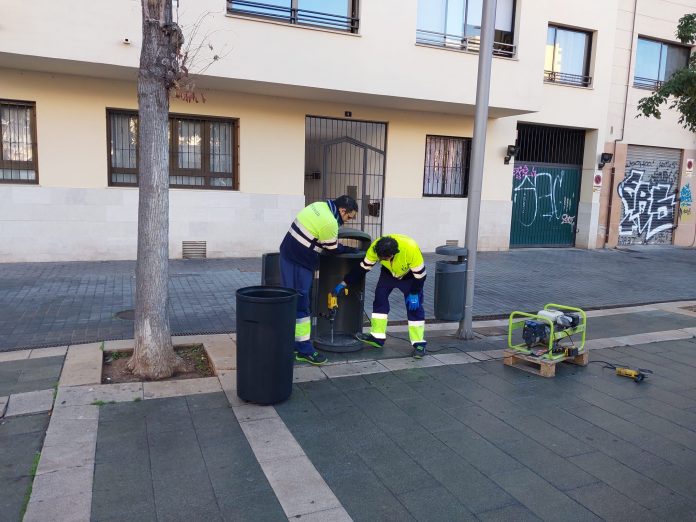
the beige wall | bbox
[9,0,691,259]
[0,0,615,118]
[603,0,696,246]
[607,0,696,149]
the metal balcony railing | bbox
[633,76,664,90]
[543,70,592,88]
[416,29,516,58]
[227,0,359,33]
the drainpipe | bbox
[605,0,638,245]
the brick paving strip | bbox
[17,302,696,521]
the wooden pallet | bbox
[503,349,588,378]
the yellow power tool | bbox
[615,367,652,383]
[326,288,348,343]
[591,360,653,383]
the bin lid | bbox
[435,245,468,257]
[338,227,372,242]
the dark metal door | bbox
[510,164,581,247]
[509,124,585,248]
[305,116,386,240]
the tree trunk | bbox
[128,0,183,379]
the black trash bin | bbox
[312,228,372,353]
[261,253,281,286]
[236,286,297,405]
[434,245,468,321]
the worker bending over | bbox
[334,234,427,359]
[280,196,358,365]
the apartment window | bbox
[227,0,359,33]
[423,135,471,197]
[634,37,690,90]
[107,110,238,190]
[545,26,592,87]
[416,0,516,57]
[0,100,38,184]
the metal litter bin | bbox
[312,228,372,353]
[236,286,297,405]
[434,245,468,321]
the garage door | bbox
[618,145,681,245]
[510,124,585,248]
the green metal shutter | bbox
[509,124,585,248]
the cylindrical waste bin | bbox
[312,228,372,353]
[434,245,468,321]
[261,253,281,286]
[236,286,297,405]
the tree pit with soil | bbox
[102,344,213,384]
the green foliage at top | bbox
[637,13,696,132]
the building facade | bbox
[0,0,694,262]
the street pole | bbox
[457,0,497,339]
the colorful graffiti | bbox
[512,169,574,227]
[510,164,580,247]
[618,168,676,243]
[680,182,693,222]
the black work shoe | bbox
[295,351,328,365]
[412,343,427,359]
[356,333,385,348]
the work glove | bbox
[332,281,347,296]
[406,293,420,311]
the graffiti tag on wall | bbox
[680,183,693,222]
[512,165,576,228]
[617,159,678,245]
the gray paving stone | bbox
[397,485,475,521]
[649,499,696,521]
[533,406,673,473]
[496,438,598,491]
[185,391,231,411]
[5,388,54,417]
[0,431,44,478]
[435,426,525,477]
[30,464,93,502]
[24,492,92,522]
[491,467,601,521]
[416,453,518,514]
[565,482,660,522]
[568,451,679,509]
[352,439,433,495]
[476,504,543,522]
[324,469,417,522]
[217,488,287,521]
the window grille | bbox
[422,135,471,198]
[107,110,238,190]
[0,100,38,184]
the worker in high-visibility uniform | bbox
[280,196,358,365]
[334,234,427,358]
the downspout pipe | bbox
[605,0,638,245]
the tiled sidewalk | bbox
[2,246,696,351]
[92,393,286,522]
[0,414,49,522]
[7,304,696,521]
[277,338,696,521]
